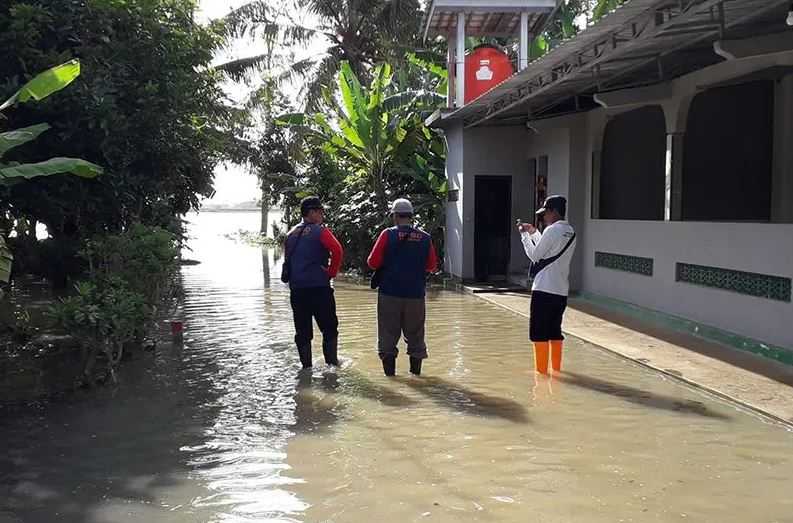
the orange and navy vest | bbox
[379,225,431,299]
[285,223,330,289]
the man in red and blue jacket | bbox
[284,196,344,369]
[367,198,438,376]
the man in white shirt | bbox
[517,195,577,374]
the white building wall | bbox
[461,125,531,279]
[576,67,793,349]
[524,119,589,291]
[581,220,793,348]
[513,63,793,349]
[441,47,793,349]
[444,121,465,277]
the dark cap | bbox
[300,196,324,217]
[536,195,567,217]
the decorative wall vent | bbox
[676,263,791,302]
[595,252,654,276]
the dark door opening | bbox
[475,176,512,282]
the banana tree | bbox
[0,60,104,283]
[278,61,443,215]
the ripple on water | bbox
[1,212,791,523]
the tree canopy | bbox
[0,0,235,240]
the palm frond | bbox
[302,54,343,112]
[377,0,421,36]
[219,1,273,39]
[215,53,272,82]
[306,0,346,25]
[276,56,319,86]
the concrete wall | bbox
[581,220,793,349]
[442,45,793,349]
[524,117,588,291]
[575,53,793,349]
[460,125,531,280]
[444,121,465,277]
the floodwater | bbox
[1,211,792,523]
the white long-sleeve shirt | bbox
[520,220,576,296]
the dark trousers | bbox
[529,290,568,342]
[290,286,339,365]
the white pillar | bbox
[447,34,456,109]
[456,12,466,107]
[519,12,530,70]
[664,133,684,221]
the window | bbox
[682,81,774,222]
[597,105,667,220]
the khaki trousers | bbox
[376,293,428,360]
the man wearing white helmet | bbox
[367,198,438,376]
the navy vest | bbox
[379,226,431,299]
[285,223,330,289]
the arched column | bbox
[661,95,694,221]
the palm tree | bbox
[216,0,423,111]
[211,3,301,236]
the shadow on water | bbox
[338,369,418,408]
[0,341,225,523]
[557,371,731,421]
[292,368,418,435]
[396,375,530,424]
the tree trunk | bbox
[372,167,389,216]
[260,184,270,235]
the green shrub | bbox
[47,223,178,383]
[48,278,148,383]
[81,224,179,306]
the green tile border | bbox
[573,291,793,367]
[676,263,791,303]
[595,251,654,276]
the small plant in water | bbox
[0,305,39,344]
[223,229,281,247]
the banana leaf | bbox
[0,124,51,157]
[0,60,81,111]
[0,157,103,182]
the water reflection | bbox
[262,248,271,288]
[1,211,791,523]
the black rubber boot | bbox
[409,357,423,376]
[322,337,339,366]
[297,344,312,369]
[382,356,396,376]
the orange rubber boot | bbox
[550,340,563,372]
[533,342,550,374]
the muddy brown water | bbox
[1,212,791,523]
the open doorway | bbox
[474,176,512,282]
[535,155,548,228]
